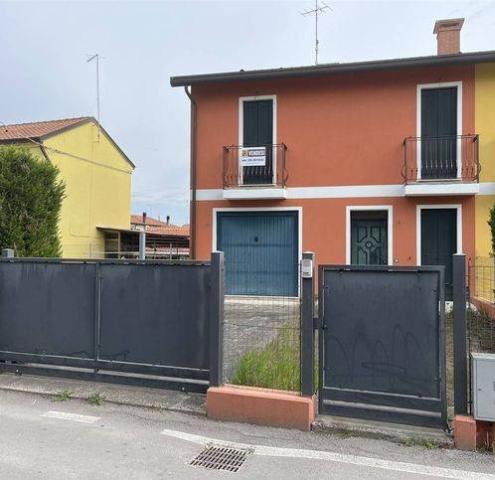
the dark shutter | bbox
[421,209,457,300]
[421,87,457,179]
[242,100,274,185]
[243,100,273,147]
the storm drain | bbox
[189,445,251,472]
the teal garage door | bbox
[217,211,299,296]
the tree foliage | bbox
[0,146,65,257]
[489,204,495,257]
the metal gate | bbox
[319,265,447,428]
[0,256,223,393]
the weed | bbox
[402,437,440,449]
[87,392,104,406]
[54,390,73,402]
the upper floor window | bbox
[241,98,274,147]
[418,83,461,180]
[239,96,276,185]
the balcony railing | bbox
[403,134,479,183]
[223,144,288,188]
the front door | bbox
[242,99,274,185]
[350,210,388,265]
[421,208,457,300]
[420,87,457,179]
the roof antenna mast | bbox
[301,1,331,65]
[87,53,102,141]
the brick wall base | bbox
[207,385,316,431]
[454,415,494,451]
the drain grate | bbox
[189,445,250,472]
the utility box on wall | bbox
[471,353,495,422]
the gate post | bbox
[301,251,315,397]
[209,251,225,387]
[453,253,468,415]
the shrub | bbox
[0,146,65,257]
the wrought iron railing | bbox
[223,144,288,188]
[403,134,479,183]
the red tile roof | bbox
[0,117,91,141]
[131,214,189,237]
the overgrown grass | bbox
[231,327,300,391]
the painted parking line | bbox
[42,411,100,424]
[160,429,495,480]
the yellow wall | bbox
[475,63,495,259]
[42,121,133,258]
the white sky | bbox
[1,0,494,224]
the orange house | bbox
[171,19,494,299]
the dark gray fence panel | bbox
[0,262,95,358]
[99,263,210,370]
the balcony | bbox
[403,135,480,196]
[222,144,288,200]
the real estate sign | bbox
[240,146,266,167]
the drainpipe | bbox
[184,86,197,260]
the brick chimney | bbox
[433,18,464,55]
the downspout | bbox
[184,86,197,259]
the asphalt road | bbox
[0,390,493,480]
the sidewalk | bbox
[0,371,453,448]
[0,372,206,415]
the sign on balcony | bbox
[240,146,266,167]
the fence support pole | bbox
[301,251,315,397]
[453,253,468,416]
[138,230,146,260]
[209,251,225,387]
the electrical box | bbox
[471,353,495,422]
[301,258,313,278]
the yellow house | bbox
[0,117,134,258]
[475,63,495,260]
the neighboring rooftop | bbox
[0,116,135,169]
[0,117,90,142]
[130,214,190,237]
[170,50,495,87]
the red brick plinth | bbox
[454,415,494,451]
[207,385,316,431]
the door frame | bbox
[212,206,303,295]
[345,205,393,265]
[416,204,462,265]
[238,95,277,186]
[416,81,463,180]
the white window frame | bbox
[238,95,277,186]
[346,205,393,266]
[416,81,463,181]
[416,204,463,265]
[212,206,302,297]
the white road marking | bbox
[160,429,495,480]
[42,411,100,424]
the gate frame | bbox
[318,264,447,429]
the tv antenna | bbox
[87,53,103,140]
[301,1,332,65]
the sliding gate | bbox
[319,265,447,428]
